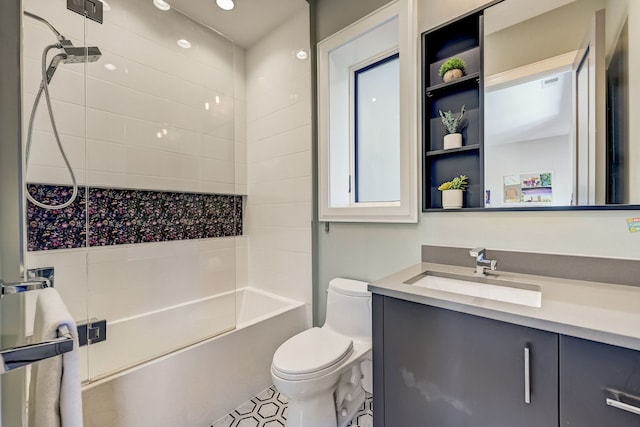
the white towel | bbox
[28,288,83,427]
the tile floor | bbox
[210,386,373,427]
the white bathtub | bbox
[82,287,307,427]
[236,287,303,327]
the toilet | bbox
[271,278,372,427]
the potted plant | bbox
[439,57,466,82]
[438,175,468,209]
[439,105,465,149]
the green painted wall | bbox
[313,0,392,42]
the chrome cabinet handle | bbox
[606,398,640,416]
[524,346,531,404]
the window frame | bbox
[317,0,418,223]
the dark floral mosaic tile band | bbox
[26,185,88,251]
[27,184,243,252]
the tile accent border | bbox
[27,184,243,251]
[26,185,88,251]
[422,245,640,287]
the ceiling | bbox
[485,70,573,146]
[169,0,308,48]
[484,0,575,35]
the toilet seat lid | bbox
[329,278,370,297]
[272,327,353,376]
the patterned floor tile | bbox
[346,393,373,427]
[210,386,373,427]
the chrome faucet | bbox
[469,247,497,275]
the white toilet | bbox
[271,278,372,427]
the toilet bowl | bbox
[271,278,372,427]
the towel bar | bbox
[0,325,73,372]
[0,278,51,296]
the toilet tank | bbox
[324,278,371,342]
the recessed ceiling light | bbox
[215,95,220,104]
[99,0,112,12]
[153,0,171,11]
[295,49,308,60]
[216,0,234,11]
[104,63,116,71]
[156,131,163,139]
[177,39,192,49]
[205,101,210,111]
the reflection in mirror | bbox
[483,0,639,208]
[485,55,574,207]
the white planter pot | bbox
[443,133,462,150]
[442,189,463,209]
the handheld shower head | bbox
[60,44,102,64]
[25,12,102,210]
[45,53,67,84]
[44,42,102,83]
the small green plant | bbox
[438,175,468,191]
[439,105,465,134]
[439,57,466,78]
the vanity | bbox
[369,247,640,426]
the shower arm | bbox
[23,10,67,42]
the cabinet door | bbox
[560,335,640,426]
[380,297,558,427]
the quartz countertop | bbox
[369,262,640,351]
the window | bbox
[318,0,417,222]
[354,52,400,204]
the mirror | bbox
[483,0,638,208]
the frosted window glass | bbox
[355,54,400,202]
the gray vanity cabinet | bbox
[373,295,559,427]
[560,335,640,426]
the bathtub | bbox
[82,287,307,427]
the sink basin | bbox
[405,270,542,308]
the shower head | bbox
[59,41,102,64]
[45,42,102,83]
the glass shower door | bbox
[0,3,28,424]
[21,0,92,383]
[1,0,91,424]
[83,0,239,381]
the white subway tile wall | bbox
[24,0,240,193]
[245,10,312,322]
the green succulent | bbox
[439,57,466,78]
[439,105,465,134]
[438,175,468,191]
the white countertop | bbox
[369,262,640,351]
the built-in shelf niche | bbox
[422,11,484,211]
